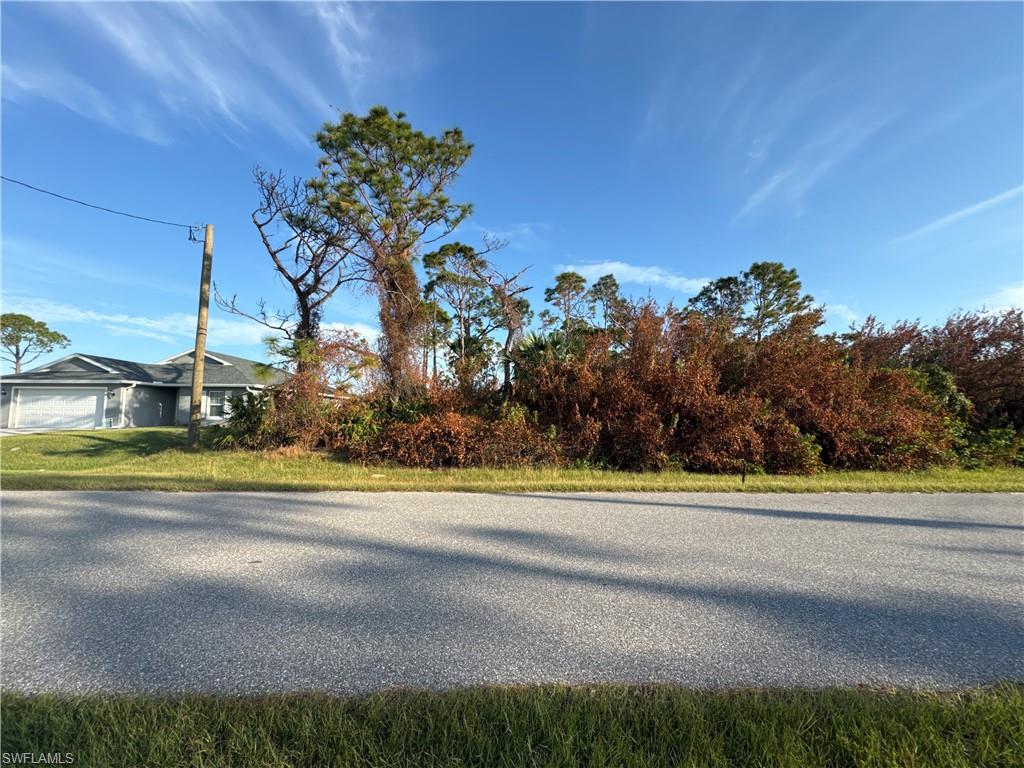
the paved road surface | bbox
[2,491,1021,693]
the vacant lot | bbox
[2,428,1022,492]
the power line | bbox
[1,175,201,238]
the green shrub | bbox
[213,391,275,449]
[959,427,1024,469]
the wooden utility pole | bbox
[187,224,214,449]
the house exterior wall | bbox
[122,386,176,427]
[174,387,248,426]
[175,388,190,426]
[0,383,252,428]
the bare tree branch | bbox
[218,167,362,355]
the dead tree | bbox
[471,255,531,399]
[215,168,365,370]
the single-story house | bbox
[0,349,289,430]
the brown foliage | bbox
[516,303,954,472]
[745,321,953,470]
[373,409,560,468]
[519,307,767,471]
[225,297,982,475]
[265,372,340,450]
[844,315,924,368]
[846,309,1024,431]
[376,412,480,468]
[915,310,1024,430]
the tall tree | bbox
[687,262,816,342]
[542,271,589,332]
[310,106,473,400]
[215,168,360,370]
[1,314,70,374]
[587,273,627,334]
[744,262,816,342]
[687,276,747,326]
[423,243,497,392]
[471,260,531,398]
[419,298,452,384]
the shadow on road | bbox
[2,491,1022,692]
[507,493,1024,532]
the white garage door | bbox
[12,388,104,429]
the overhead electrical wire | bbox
[1,175,202,239]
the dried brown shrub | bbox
[913,309,1024,431]
[224,295,968,474]
[845,309,1024,431]
[745,320,953,470]
[519,306,766,470]
[516,303,953,472]
[373,408,560,468]
[376,411,480,468]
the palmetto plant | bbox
[510,331,579,388]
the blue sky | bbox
[2,1,1022,372]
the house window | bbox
[207,390,226,418]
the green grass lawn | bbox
[3,685,1021,768]
[2,427,1022,492]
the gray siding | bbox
[175,387,248,426]
[103,387,122,427]
[176,388,190,425]
[122,386,176,427]
[1,386,11,427]
[1,387,11,427]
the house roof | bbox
[6,350,290,388]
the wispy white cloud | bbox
[3,293,383,351]
[2,237,193,297]
[867,77,1012,172]
[1,296,275,349]
[2,63,174,145]
[556,260,708,294]
[735,111,896,221]
[734,169,794,220]
[736,14,878,145]
[825,303,858,328]
[2,2,390,146]
[885,185,1024,246]
[314,2,370,92]
[628,11,912,221]
[974,284,1024,313]
[322,321,380,342]
[704,53,763,140]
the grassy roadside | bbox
[4,685,1021,768]
[2,428,1023,492]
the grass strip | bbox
[3,685,1022,768]
[2,428,1023,492]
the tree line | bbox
[201,105,1021,472]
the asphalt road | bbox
[2,491,1021,694]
